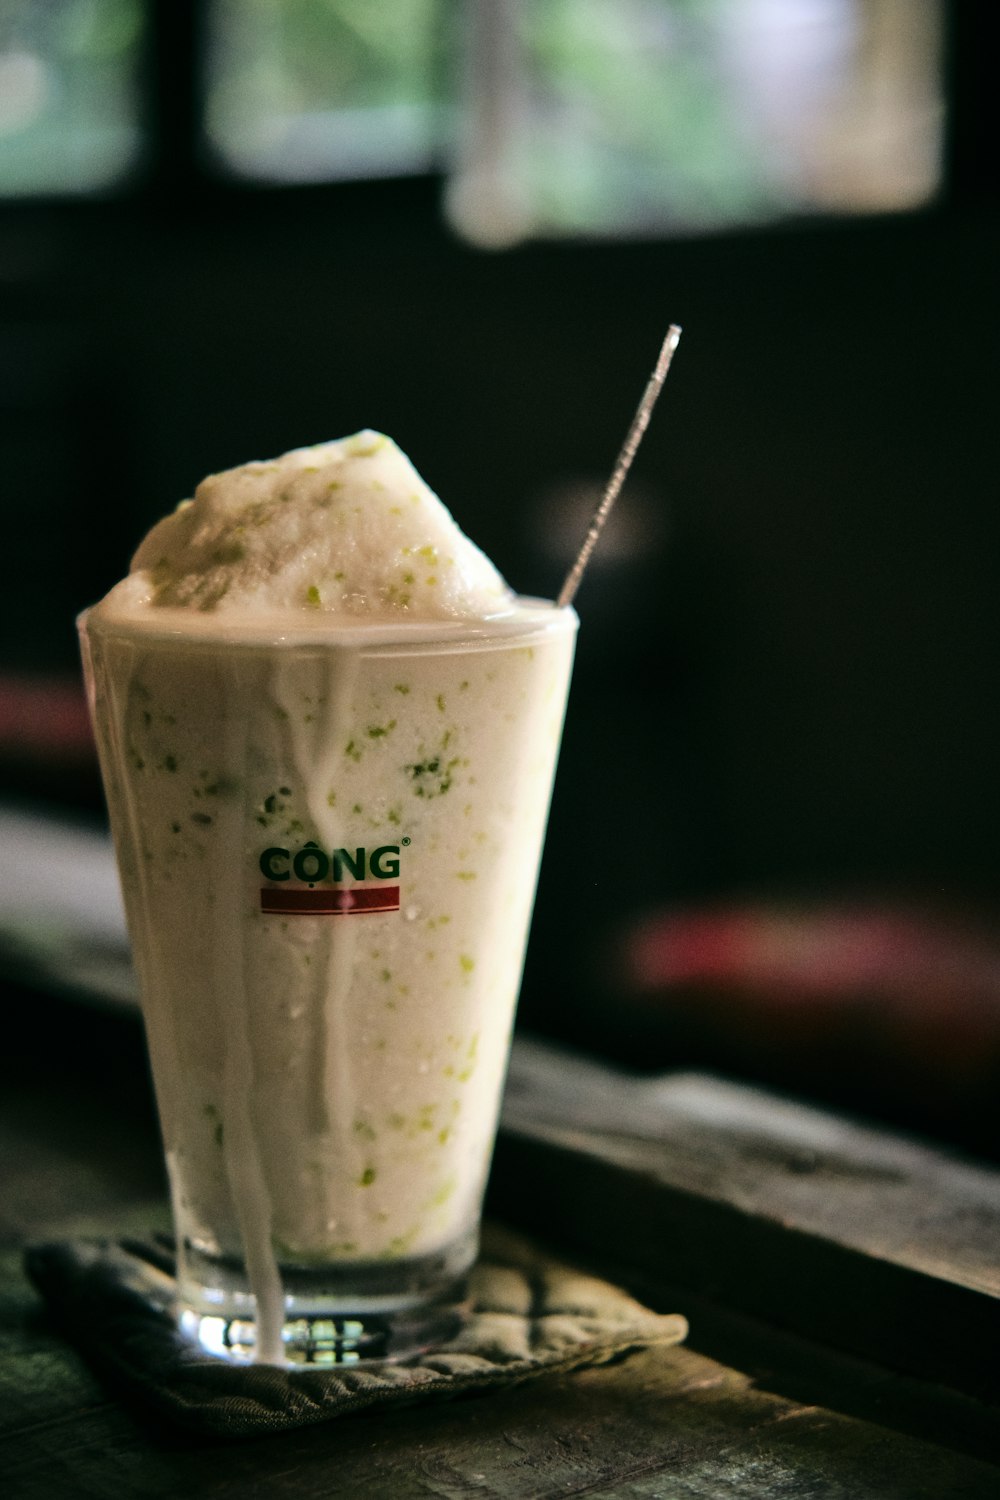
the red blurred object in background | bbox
[618,901,1000,1155]
[0,675,94,761]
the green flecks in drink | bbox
[438,1127,450,1146]
[427,1177,455,1209]
[380,968,391,982]
[386,807,401,825]
[402,571,415,585]
[141,710,152,727]
[212,541,246,565]
[460,954,475,974]
[171,822,181,834]
[191,812,213,826]
[353,1120,376,1142]
[162,754,178,773]
[214,1121,224,1148]
[436,694,446,713]
[352,803,362,815]
[406,755,455,798]
[274,706,289,722]
[345,740,361,762]
[457,1036,478,1083]
[456,870,476,881]
[358,1167,376,1187]
[306,585,321,607]
[327,790,337,807]
[394,683,410,695]
[367,720,396,738]
[388,1112,406,1131]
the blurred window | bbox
[0,0,145,196]
[0,0,945,238]
[449,0,945,244]
[204,0,450,182]
[205,0,944,244]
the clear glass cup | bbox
[79,601,576,1365]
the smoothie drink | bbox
[81,433,576,1364]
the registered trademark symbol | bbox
[402,836,411,846]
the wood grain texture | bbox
[493,1039,1000,1403]
[2,1001,998,1497]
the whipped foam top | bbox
[100,431,514,621]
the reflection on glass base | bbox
[176,1233,475,1366]
[178,1299,467,1365]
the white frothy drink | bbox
[80,433,576,1364]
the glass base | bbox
[175,1233,475,1366]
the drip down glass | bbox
[80,602,576,1365]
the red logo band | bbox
[260,886,400,916]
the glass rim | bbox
[78,596,577,657]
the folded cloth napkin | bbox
[24,1224,687,1438]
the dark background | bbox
[1,3,998,1151]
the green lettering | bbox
[293,842,329,883]
[333,847,365,881]
[370,845,400,879]
[259,848,290,881]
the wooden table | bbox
[1,986,998,1499]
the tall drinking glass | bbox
[80,602,576,1365]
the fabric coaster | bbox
[24,1224,687,1438]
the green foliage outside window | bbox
[0,0,144,196]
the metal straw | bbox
[557,324,682,608]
